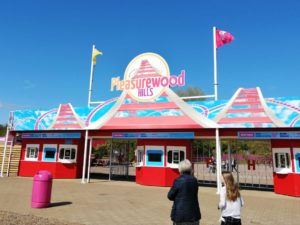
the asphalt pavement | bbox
[0,177,299,225]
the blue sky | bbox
[0,0,300,124]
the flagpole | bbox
[213,26,218,101]
[213,26,222,194]
[88,45,95,107]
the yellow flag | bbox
[92,48,102,65]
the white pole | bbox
[214,26,221,194]
[213,26,218,101]
[0,126,10,177]
[6,139,14,176]
[88,45,95,107]
[87,138,93,183]
[109,139,113,181]
[81,130,89,183]
[215,128,222,194]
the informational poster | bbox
[238,131,300,139]
[112,132,194,139]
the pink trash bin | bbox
[31,170,53,208]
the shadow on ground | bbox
[49,201,72,207]
[90,173,135,182]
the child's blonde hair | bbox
[222,171,240,201]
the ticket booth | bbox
[131,132,193,187]
[272,140,300,197]
[18,132,85,179]
[294,148,300,173]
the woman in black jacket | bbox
[168,159,201,225]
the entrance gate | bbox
[90,139,136,180]
[109,140,135,179]
[191,139,274,190]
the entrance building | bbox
[5,86,300,197]
[2,53,300,197]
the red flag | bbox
[216,29,234,48]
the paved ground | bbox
[0,177,299,225]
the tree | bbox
[175,86,206,101]
[92,139,136,162]
[0,124,7,136]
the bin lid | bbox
[34,170,53,181]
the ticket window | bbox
[293,148,300,173]
[58,144,77,163]
[25,144,39,161]
[42,144,57,162]
[273,148,292,174]
[135,146,144,167]
[145,146,164,167]
[166,146,186,168]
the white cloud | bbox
[0,101,17,110]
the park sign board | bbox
[110,53,186,102]
[112,132,195,139]
[238,131,300,139]
[22,132,81,139]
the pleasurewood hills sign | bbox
[110,52,186,102]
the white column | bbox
[109,139,113,181]
[81,130,89,184]
[87,138,93,183]
[6,138,14,176]
[0,126,10,177]
[215,128,222,194]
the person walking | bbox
[218,171,244,225]
[208,156,216,173]
[231,158,238,173]
[168,159,201,225]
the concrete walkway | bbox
[0,177,299,225]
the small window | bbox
[286,153,290,168]
[42,144,57,162]
[137,151,143,163]
[273,148,292,174]
[59,148,65,159]
[145,146,164,167]
[275,153,290,168]
[65,149,71,159]
[25,144,39,161]
[45,151,55,158]
[275,153,278,168]
[148,153,162,162]
[71,149,76,159]
[166,146,186,168]
[173,151,179,164]
[279,154,286,168]
[58,144,77,163]
[167,151,172,163]
[136,146,144,167]
[293,148,300,173]
[180,151,185,161]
